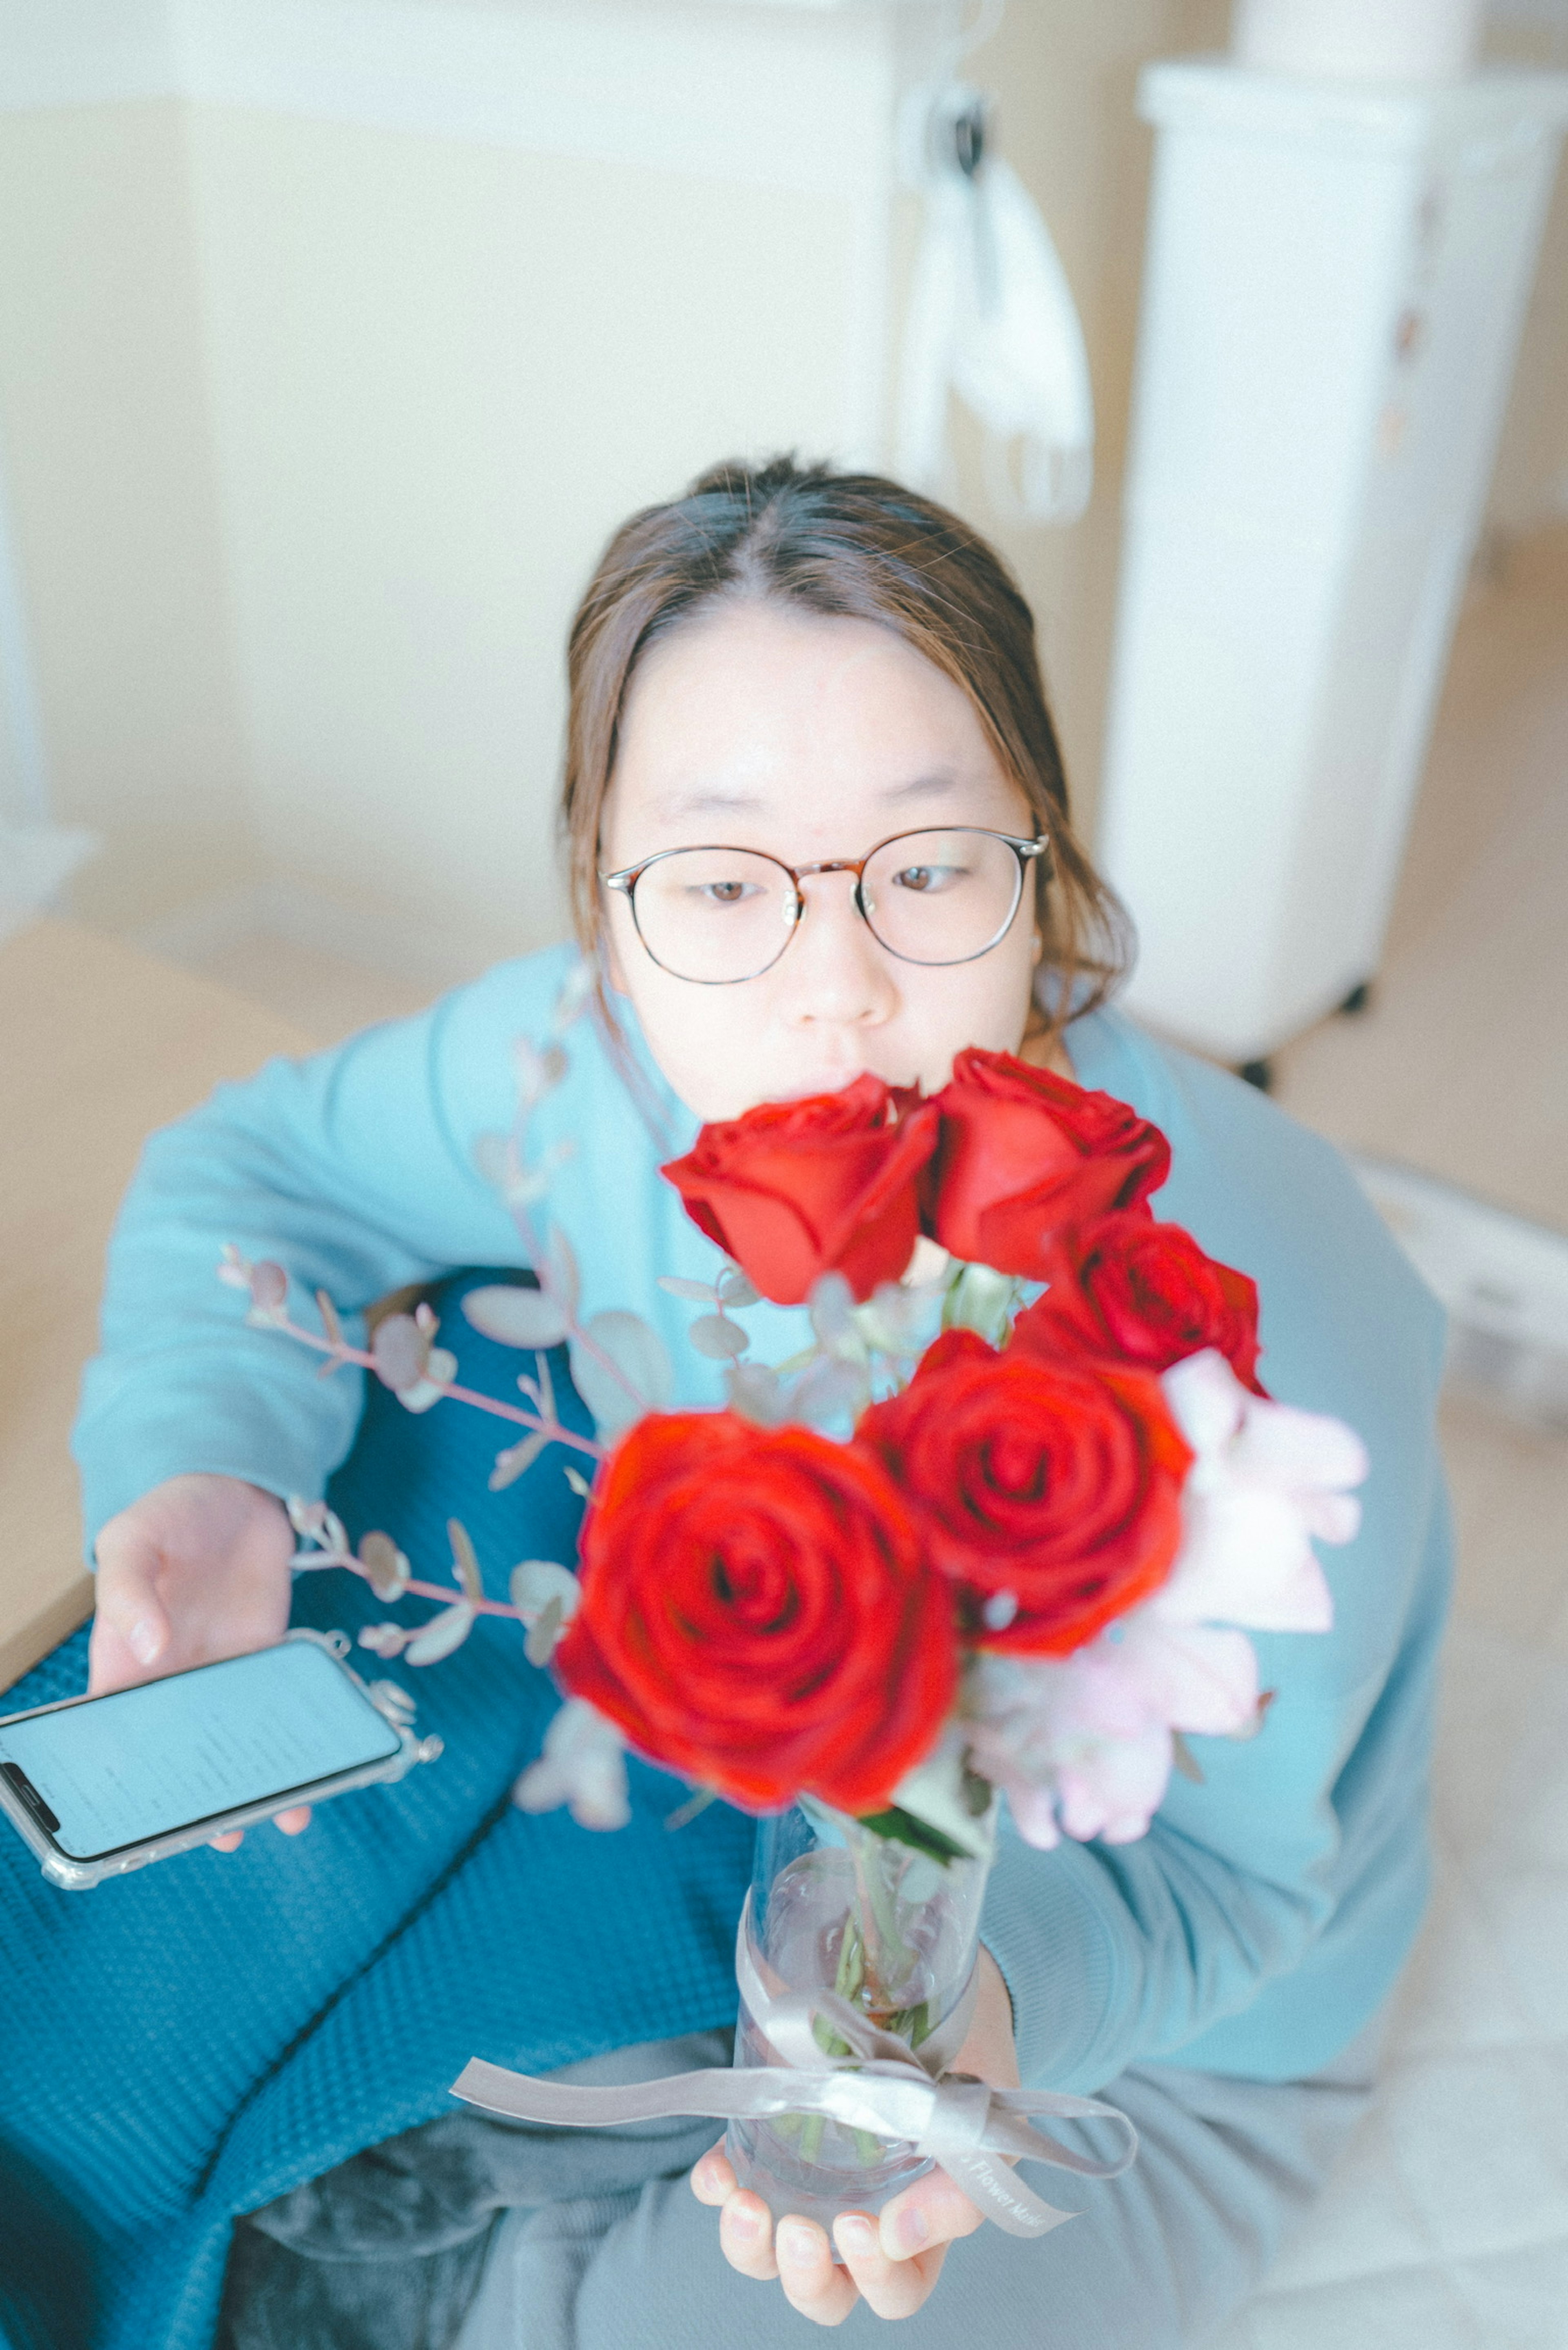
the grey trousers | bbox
[222,2020,1381,2350]
[459,2037,1378,2350]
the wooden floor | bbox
[1232,533,1568,2349]
[1274,527,1568,1236]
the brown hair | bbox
[561,455,1129,1045]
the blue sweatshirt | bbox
[74,944,1450,2093]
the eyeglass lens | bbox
[626,829,1027,983]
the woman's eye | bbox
[695,880,755,907]
[891,863,963,894]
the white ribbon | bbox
[452,1905,1136,2240]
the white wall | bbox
[0,0,911,970]
[953,0,1232,833]
[0,95,256,929]
[0,0,1562,971]
[1486,1,1568,528]
[183,69,895,964]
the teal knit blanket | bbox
[0,1274,754,2350]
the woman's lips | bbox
[768,1067,918,1101]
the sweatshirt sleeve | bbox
[979,1450,1451,2091]
[71,959,561,1555]
[976,1011,1453,2090]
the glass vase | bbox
[726,1800,993,2231]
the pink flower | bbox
[1153,1351,1367,1633]
[962,1354,1365,1849]
[965,1617,1260,1848]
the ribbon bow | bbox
[452,1905,1136,2239]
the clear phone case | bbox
[0,1628,439,1890]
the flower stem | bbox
[288,1551,526,1620]
[274,1312,605,1460]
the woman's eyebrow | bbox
[877,770,964,802]
[653,785,767,820]
[654,770,965,821]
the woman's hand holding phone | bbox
[89,1474,309,1846]
[690,1944,1020,2325]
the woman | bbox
[13,460,1447,2350]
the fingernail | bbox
[728,2205,763,2240]
[777,2221,817,2267]
[895,2208,930,2255]
[128,1617,161,1665]
[837,2216,875,2256]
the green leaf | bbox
[853,1805,967,1866]
[888,1733,998,1860]
[940,1262,1019,1346]
[403,1600,475,1665]
[688,1312,748,1361]
[359,1530,410,1604]
[811,2014,853,2059]
[1171,1731,1205,1783]
[447,1517,484,1603]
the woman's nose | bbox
[782,871,898,1025]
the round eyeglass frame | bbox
[599,826,1049,986]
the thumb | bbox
[91,1537,170,1673]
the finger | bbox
[87,1580,169,1695]
[833,2211,945,2320]
[273,1806,312,1835]
[877,2172,986,2265]
[690,2144,737,2205]
[774,2216,858,2325]
[718,2192,781,2281]
[209,1829,245,1853]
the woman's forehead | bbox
[609,603,1019,838]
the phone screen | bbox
[0,1642,403,1860]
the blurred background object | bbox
[1232,0,1489,81]
[1098,22,1567,1075]
[0,424,96,941]
[896,60,1096,524]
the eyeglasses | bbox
[600,826,1047,986]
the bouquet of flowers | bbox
[224,964,1368,2235]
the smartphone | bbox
[0,1630,431,1890]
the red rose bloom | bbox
[555,1410,958,1814]
[661,1074,940,1306]
[925,1049,1170,1279]
[858,1328,1193,1655]
[1013,1212,1266,1394]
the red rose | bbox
[555,1410,958,1814]
[1013,1212,1266,1394]
[925,1049,1170,1279]
[661,1074,940,1305]
[858,1328,1192,1655]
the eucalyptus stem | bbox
[850,1827,918,2015]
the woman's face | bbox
[598,600,1047,1120]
